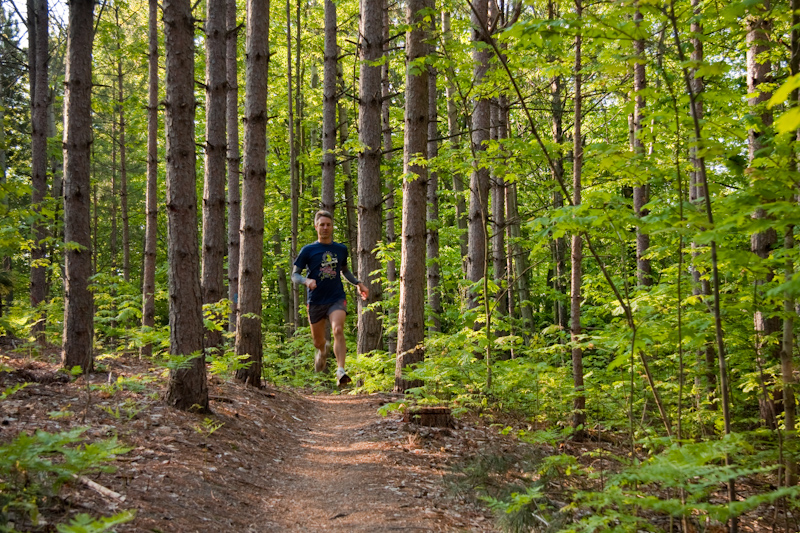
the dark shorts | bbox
[308,299,347,324]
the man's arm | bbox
[341,265,369,301]
[340,266,360,286]
[292,265,316,290]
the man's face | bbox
[315,216,333,241]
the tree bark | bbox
[227,0,241,332]
[30,0,48,342]
[395,0,428,393]
[357,0,384,354]
[62,0,94,373]
[427,29,442,334]
[163,0,209,410]
[490,98,507,339]
[506,179,532,332]
[274,230,291,333]
[338,65,357,258]
[467,0,490,303]
[0,104,7,318]
[547,1,566,329]
[383,0,397,355]
[234,0,269,387]
[747,0,779,430]
[633,3,651,287]
[442,12,468,266]
[320,0,337,213]
[140,0,159,358]
[783,0,800,487]
[116,6,130,283]
[571,0,586,438]
[202,0,228,351]
[288,0,300,332]
[688,0,716,420]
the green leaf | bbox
[768,73,800,108]
[774,107,800,134]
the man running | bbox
[291,210,369,386]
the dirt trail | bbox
[259,393,493,532]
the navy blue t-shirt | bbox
[294,241,349,305]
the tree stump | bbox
[404,406,454,428]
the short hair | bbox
[314,210,333,224]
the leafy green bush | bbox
[479,432,800,533]
[0,387,133,531]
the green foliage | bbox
[193,417,224,438]
[207,348,254,376]
[56,511,136,533]
[6,0,800,529]
[162,352,204,371]
[92,371,157,395]
[99,398,143,421]
[0,427,130,530]
[0,383,28,401]
[92,273,144,350]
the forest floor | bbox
[0,345,795,532]
[0,346,505,532]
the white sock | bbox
[337,367,345,374]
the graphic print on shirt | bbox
[319,251,338,280]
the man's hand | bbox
[357,282,369,301]
[304,278,317,291]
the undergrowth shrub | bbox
[0,386,135,532]
[473,430,800,533]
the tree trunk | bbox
[92,176,97,275]
[747,0,779,430]
[234,0,269,387]
[490,99,507,341]
[274,230,291,333]
[427,31,442,334]
[110,115,118,272]
[227,0,241,332]
[338,65,357,258]
[442,12,468,267]
[202,0,228,351]
[0,105,7,318]
[62,0,94,373]
[48,89,62,273]
[357,0,384,354]
[288,0,300,332]
[783,0,800,487]
[467,0,490,303]
[782,226,797,485]
[548,6,566,329]
[30,0,48,342]
[383,0,397,355]
[395,0,428,393]
[321,0,337,213]
[633,3,651,287]
[506,180,532,332]
[688,0,716,420]
[571,0,586,438]
[163,0,209,410]
[140,0,159,358]
[116,7,130,283]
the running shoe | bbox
[336,367,352,387]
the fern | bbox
[0,428,131,529]
[56,510,136,533]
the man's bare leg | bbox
[329,309,347,368]
[310,318,329,371]
[329,309,350,384]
